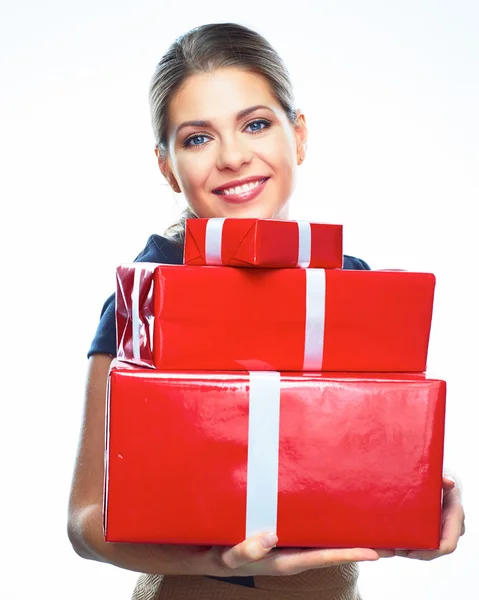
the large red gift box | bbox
[104,363,446,549]
[116,264,435,372]
[183,218,343,268]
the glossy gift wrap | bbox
[183,218,343,268]
[104,364,446,549]
[116,263,435,372]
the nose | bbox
[216,135,253,171]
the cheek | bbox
[176,154,212,193]
[258,148,296,191]
[258,130,296,172]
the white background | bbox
[1,1,477,598]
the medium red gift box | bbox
[183,218,343,268]
[104,364,446,549]
[116,264,435,372]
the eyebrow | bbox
[175,105,274,134]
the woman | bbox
[68,22,465,599]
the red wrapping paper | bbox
[183,218,343,268]
[116,264,435,372]
[104,364,446,549]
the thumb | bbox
[219,532,278,570]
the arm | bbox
[68,354,223,575]
[67,355,390,576]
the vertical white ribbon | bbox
[303,269,326,370]
[132,266,142,360]
[245,371,281,538]
[296,221,312,268]
[205,218,226,265]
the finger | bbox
[375,549,396,558]
[219,532,278,569]
[440,490,464,545]
[406,497,464,560]
[442,477,456,491]
[264,547,381,575]
[406,534,461,561]
[215,544,381,577]
[443,473,464,500]
[405,540,456,562]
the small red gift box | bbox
[104,364,446,549]
[116,264,435,372]
[183,218,343,268]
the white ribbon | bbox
[132,266,142,360]
[205,218,312,266]
[245,371,281,538]
[205,218,226,265]
[296,221,312,268]
[303,269,326,370]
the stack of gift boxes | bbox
[104,218,446,550]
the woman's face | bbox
[160,67,307,219]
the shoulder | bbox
[133,234,184,265]
[342,254,371,270]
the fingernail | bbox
[407,552,420,559]
[260,532,278,548]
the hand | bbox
[396,475,465,561]
[205,532,394,577]
[155,533,393,577]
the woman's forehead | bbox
[168,68,280,126]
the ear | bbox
[293,111,308,165]
[155,147,182,193]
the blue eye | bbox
[184,134,210,148]
[245,119,271,133]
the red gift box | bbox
[183,218,343,268]
[116,264,435,372]
[104,364,446,549]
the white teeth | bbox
[222,180,263,195]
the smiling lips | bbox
[212,177,269,203]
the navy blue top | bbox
[88,233,370,358]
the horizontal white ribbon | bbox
[303,269,326,370]
[246,371,281,538]
[205,218,225,265]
